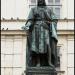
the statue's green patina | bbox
[22,0,58,68]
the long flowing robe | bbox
[22,6,58,67]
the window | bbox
[55,0,60,4]
[48,0,53,4]
[29,0,37,8]
[48,0,60,5]
[56,46,61,68]
[55,8,60,18]
[48,0,61,19]
[31,0,36,4]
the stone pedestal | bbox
[25,67,57,75]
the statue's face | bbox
[38,0,45,6]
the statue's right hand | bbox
[21,26,26,30]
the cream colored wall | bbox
[57,35,74,75]
[67,36,74,75]
[1,30,74,75]
[1,35,27,75]
[1,21,74,30]
[1,0,74,19]
[61,0,74,19]
[1,0,29,19]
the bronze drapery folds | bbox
[22,0,58,68]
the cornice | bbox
[1,30,74,36]
[1,19,74,22]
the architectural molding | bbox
[1,30,74,36]
[1,19,74,22]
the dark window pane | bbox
[48,0,53,2]
[57,46,61,56]
[55,0,60,3]
[48,0,53,4]
[29,0,36,7]
[31,0,36,3]
[56,46,61,67]
[55,0,60,4]
[55,8,60,18]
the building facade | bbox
[1,0,74,75]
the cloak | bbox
[22,6,58,67]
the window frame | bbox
[47,0,62,19]
[30,0,37,5]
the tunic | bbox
[22,6,58,66]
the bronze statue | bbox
[22,0,58,68]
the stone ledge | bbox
[1,19,74,22]
[1,30,74,36]
[25,67,57,75]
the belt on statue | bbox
[34,24,49,30]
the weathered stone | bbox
[25,67,57,75]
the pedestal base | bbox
[26,67,57,75]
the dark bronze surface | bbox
[22,0,58,75]
[26,67,57,75]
